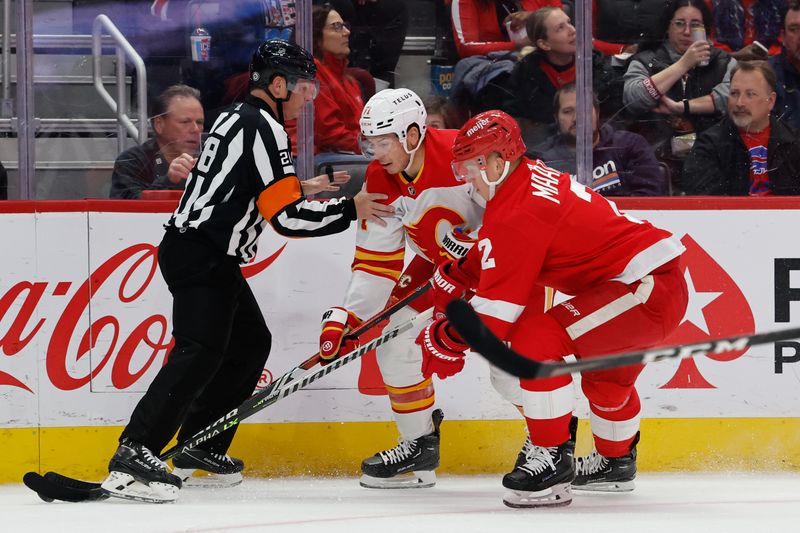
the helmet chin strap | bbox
[265,84,289,124]
[479,160,510,201]
[401,136,424,173]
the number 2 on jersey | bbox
[478,238,496,270]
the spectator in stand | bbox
[110,85,204,199]
[504,6,615,146]
[532,83,667,196]
[324,0,408,88]
[450,0,559,58]
[770,1,800,129]
[622,0,735,164]
[287,4,366,155]
[683,60,800,195]
[423,94,461,129]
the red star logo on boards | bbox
[659,234,755,389]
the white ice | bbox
[3,473,799,533]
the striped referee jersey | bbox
[166,94,356,263]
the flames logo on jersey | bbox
[404,206,469,264]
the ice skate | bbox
[360,409,443,489]
[515,416,577,469]
[172,448,245,488]
[502,437,576,508]
[573,433,638,492]
[101,439,182,503]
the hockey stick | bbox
[159,305,432,462]
[446,299,800,379]
[23,283,432,503]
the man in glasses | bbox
[423,110,687,508]
[100,39,393,504]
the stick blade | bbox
[446,299,543,379]
[23,471,107,503]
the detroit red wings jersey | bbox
[342,128,485,320]
[471,157,685,339]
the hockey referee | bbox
[100,39,395,503]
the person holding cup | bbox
[622,0,736,187]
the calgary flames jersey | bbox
[470,157,685,339]
[342,128,485,320]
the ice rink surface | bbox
[3,473,799,533]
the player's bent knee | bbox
[581,379,635,412]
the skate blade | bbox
[359,470,436,489]
[172,468,243,488]
[502,483,573,508]
[100,471,179,503]
[572,479,635,492]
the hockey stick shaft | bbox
[446,299,800,379]
[159,287,431,460]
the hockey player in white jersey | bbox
[318,88,535,488]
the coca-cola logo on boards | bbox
[0,242,285,393]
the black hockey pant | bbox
[120,228,272,455]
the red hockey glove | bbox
[432,259,474,320]
[416,317,470,379]
[319,307,361,362]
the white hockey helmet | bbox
[359,88,427,158]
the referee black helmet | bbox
[249,39,317,92]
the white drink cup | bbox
[691,27,709,67]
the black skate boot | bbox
[514,417,577,469]
[172,448,245,488]
[573,432,639,492]
[502,417,578,508]
[360,409,443,489]
[101,439,182,503]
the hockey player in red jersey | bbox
[318,89,535,488]
[418,110,689,507]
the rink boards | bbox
[1,198,799,483]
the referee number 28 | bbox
[196,137,220,174]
